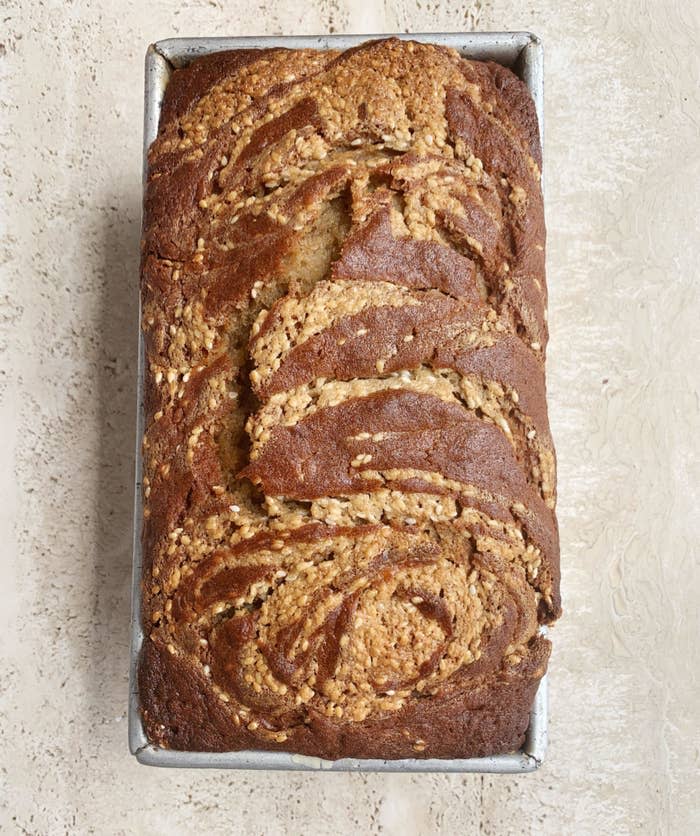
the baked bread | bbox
[138,37,560,760]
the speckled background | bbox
[2,1,699,833]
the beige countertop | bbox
[2,0,698,833]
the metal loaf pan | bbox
[130,31,547,772]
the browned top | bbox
[139,37,559,760]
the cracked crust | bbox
[139,38,559,760]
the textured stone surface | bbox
[1,0,698,834]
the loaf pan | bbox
[129,31,547,772]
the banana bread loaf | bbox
[138,37,560,760]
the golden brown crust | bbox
[139,38,558,760]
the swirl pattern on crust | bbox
[139,38,559,759]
